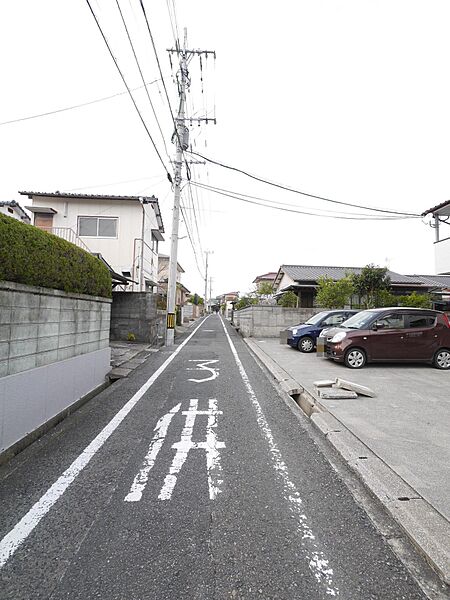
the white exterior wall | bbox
[275,272,295,292]
[28,196,160,287]
[0,205,24,222]
[435,237,450,274]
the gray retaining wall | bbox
[0,281,111,456]
[110,292,165,345]
[235,306,323,338]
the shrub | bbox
[397,292,432,308]
[277,291,298,307]
[0,214,111,298]
[316,275,354,308]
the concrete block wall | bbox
[110,291,165,345]
[0,281,111,377]
[235,306,323,338]
[0,281,111,457]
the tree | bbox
[315,275,354,309]
[189,293,204,305]
[277,291,298,307]
[235,296,258,310]
[255,281,274,297]
[352,264,391,308]
[397,292,432,308]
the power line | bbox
[115,0,169,159]
[180,199,205,278]
[190,180,419,221]
[85,0,172,183]
[186,181,205,265]
[138,0,191,179]
[0,79,160,127]
[188,151,420,217]
[166,0,180,48]
[191,180,407,219]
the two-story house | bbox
[0,200,31,224]
[422,200,450,275]
[157,254,190,306]
[20,191,164,292]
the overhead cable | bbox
[0,80,161,127]
[188,151,420,217]
[115,0,169,159]
[190,180,419,221]
[85,0,172,183]
[138,0,191,180]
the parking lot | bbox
[248,337,450,524]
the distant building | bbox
[20,191,164,291]
[273,265,435,308]
[217,292,239,318]
[158,254,190,308]
[252,272,277,286]
[0,200,31,224]
[422,200,450,275]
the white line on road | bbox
[0,317,209,569]
[219,317,339,597]
[187,359,219,383]
[124,403,181,502]
[158,398,225,501]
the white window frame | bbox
[78,216,118,238]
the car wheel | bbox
[433,349,450,370]
[344,348,366,369]
[297,336,314,353]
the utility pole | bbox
[165,30,216,344]
[204,250,213,314]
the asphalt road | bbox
[0,315,429,599]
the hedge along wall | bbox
[0,214,111,298]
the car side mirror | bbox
[371,323,378,331]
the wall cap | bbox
[0,280,112,303]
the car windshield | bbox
[305,312,328,325]
[342,310,375,329]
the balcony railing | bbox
[39,227,91,253]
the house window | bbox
[78,216,118,238]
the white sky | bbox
[1,1,449,298]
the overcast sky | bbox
[1,1,449,298]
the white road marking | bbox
[219,316,339,597]
[158,398,225,501]
[0,317,209,569]
[187,359,219,383]
[203,329,215,332]
[124,403,181,502]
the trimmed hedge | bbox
[0,214,112,298]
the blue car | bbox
[286,309,359,352]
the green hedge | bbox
[0,214,112,298]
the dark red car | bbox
[325,307,450,369]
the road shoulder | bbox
[244,337,450,587]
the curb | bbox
[244,338,450,586]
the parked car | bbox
[324,307,450,369]
[286,309,359,352]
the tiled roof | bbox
[20,190,153,201]
[0,200,31,222]
[252,272,277,283]
[19,190,164,232]
[421,200,450,217]
[277,265,426,286]
[410,274,450,289]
